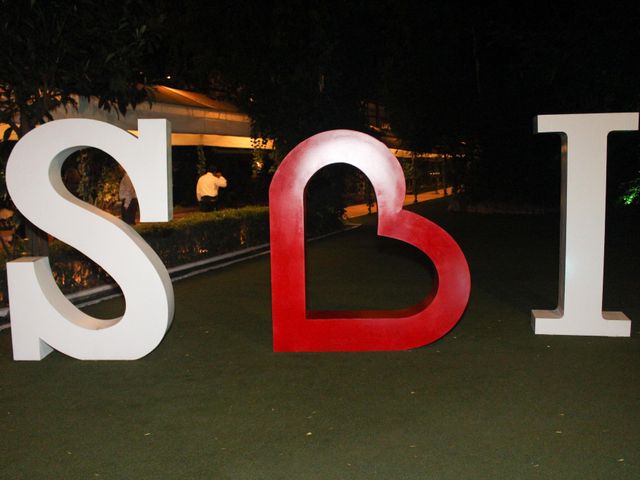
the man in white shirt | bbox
[196,165,228,212]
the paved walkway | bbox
[172,187,453,221]
[344,187,453,219]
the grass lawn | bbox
[1,199,639,479]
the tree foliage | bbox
[0,0,164,254]
[380,3,640,208]
[0,0,164,139]
[4,1,639,216]
[155,0,391,158]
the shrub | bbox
[136,206,270,269]
[0,206,270,306]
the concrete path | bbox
[344,187,453,219]
[172,187,454,221]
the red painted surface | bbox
[270,130,470,351]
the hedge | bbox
[135,206,270,269]
[0,206,270,306]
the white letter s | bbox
[6,119,174,360]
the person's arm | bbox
[195,176,204,201]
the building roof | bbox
[149,86,240,113]
[1,86,266,149]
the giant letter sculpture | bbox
[532,113,638,336]
[7,119,174,360]
[270,130,470,351]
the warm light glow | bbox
[125,130,274,149]
[0,124,18,141]
[389,148,442,159]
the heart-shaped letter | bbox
[270,130,470,351]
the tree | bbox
[0,0,163,254]
[381,3,640,209]
[156,0,392,158]
[158,0,389,229]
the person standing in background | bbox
[196,164,227,212]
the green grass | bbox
[1,199,639,479]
